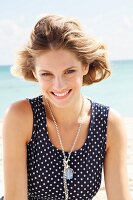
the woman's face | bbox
[33,49,88,108]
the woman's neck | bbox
[44,95,84,127]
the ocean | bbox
[0,60,133,118]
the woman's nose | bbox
[53,76,66,91]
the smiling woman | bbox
[1,14,131,200]
[31,49,89,108]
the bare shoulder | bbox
[4,98,31,116]
[106,108,127,150]
[3,99,33,144]
[2,99,33,198]
[108,108,124,129]
[104,108,131,199]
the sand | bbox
[0,118,133,199]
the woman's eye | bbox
[41,73,52,76]
[40,73,53,80]
[65,69,76,74]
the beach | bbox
[0,118,133,199]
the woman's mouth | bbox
[51,89,72,98]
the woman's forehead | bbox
[35,49,82,70]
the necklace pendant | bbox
[65,166,74,180]
[64,164,74,180]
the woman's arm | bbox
[2,100,32,200]
[104,109,131,200]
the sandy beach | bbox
[0,118,133,199]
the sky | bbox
[0,0,133,64]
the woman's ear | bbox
[32,70,38,80]
[82,64,89,76]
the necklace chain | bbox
[45,96,84,200]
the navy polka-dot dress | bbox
[26,95,109,200]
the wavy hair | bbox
[11,14,111,85]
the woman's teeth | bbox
[53,90,70,97]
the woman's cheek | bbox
[40,80,51,90]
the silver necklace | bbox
[46,97,84,200]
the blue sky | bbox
[0,0,133,64]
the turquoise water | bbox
[0,60,133,118]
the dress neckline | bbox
[40,95,94,154]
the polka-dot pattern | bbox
[26,95,109,200]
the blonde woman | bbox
[1,14,131,200]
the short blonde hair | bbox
[11,14,111,85]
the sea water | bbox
[0,60,133,118]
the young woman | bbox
[1,14,131,200]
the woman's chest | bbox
[27,145,103,200]
[46,118,91,152]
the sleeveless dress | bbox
[26,95,109,200]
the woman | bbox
[1,14,131,199]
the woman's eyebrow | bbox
[38,66,76,73]
[39,69,52,73]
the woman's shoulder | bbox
[4,98,32,119]
[108,107,124,129]
[3,98,33,144]
[106,108,127,150]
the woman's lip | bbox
[51,89,72,98]
[52,90,71,95]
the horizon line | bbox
[0,59,133,66]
